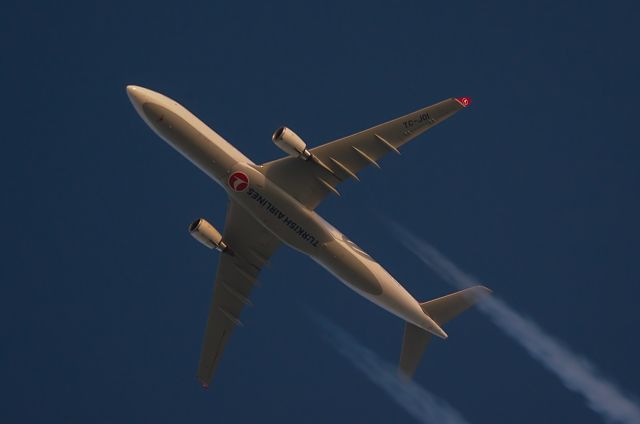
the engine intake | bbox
[272,126,311,159]
[189,218,227,252]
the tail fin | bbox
[399,286,491,378]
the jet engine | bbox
[272,126,311,160]
[188,218,228,252]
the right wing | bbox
[261,97,471,209]
[197,200,281,387]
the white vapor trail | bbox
[392,222,640,424]
[309,311,471,424]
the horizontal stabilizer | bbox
[399,285,491,378]
[399,323,432,378]
[420,285,492,325]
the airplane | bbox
[126,85,491,388]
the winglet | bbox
[455,97,472,107]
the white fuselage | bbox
[127,86,446,338]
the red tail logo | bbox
[456,97,472,107]
[228,171,249,192]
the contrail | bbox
[391,222,640,424]
[308,310,471,424]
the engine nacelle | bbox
[188,218,227,252]
[272,126,311,159]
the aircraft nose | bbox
[126,85,145,107]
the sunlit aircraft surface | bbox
[127,86,491,388]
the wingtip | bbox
[397,368,414,382]
[455,97,472,107]
[475,285,493,295]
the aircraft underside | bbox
[126,85,490,387]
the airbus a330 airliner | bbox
[127,85,491,388]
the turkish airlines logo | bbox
[228,171,249,192]
[455,97,472,107]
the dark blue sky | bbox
[3,1,639,422]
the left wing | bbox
[260,97,471,209]
[197,200,281,387]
